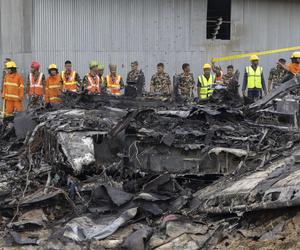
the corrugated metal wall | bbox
[0,0,32,76]
[2,0,300,89]
[32,0,207,87]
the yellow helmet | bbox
[249,55,259,61]
[5,61,17,68]
[291,51,300,58]
[203,63,211,69]
[48,64,58,70]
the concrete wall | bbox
[1,0,300,91]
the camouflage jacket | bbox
[268,67,287,85]
[222,73,234,85]
[150,72,171,94]
[176,73,195,97]
[126,69,145,83]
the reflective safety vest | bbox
[61,71,78,92]
[86,74,100,94]
[45,75,62,103]
[246,66,263,89]
[106,74,122,96]
[29,72,44,96]
[198,74,215,100]
[3,73,24,101]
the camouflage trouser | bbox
[28,95,44,109]
[179,89,193,98]
[273,83,282,90]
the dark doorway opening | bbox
[206,0,231,40]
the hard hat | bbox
[203,63,211,69]
[89,60,98,69]
[98,64,104,70]
[291,51,300,58]
[249,55,259,61]
[5,61,17,68]
[31,61,40,71]
[48,64,58,70]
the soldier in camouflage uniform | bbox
[268,58,287,92]
[174,63,195,99]
[222,65,240,98]
[222,65,236,85]
[126,61,145,96]
[150,63,171,95]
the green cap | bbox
[89,60,99,69]
[98,64,104,70]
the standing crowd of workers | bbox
[2,51,300,117]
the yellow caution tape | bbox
[211,45,300,63]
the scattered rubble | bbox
[2,78,300,249]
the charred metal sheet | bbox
[2,92,300,249]
[8,209,48,230]
[13,111,37,139]
[57,131,103,174]
[64,207,138,241]
[26,108,127,175]
[123,108,261,175]
[8,231,38,245]
[249,75,300,110]
[192,151,300,214]
[92,184,133,207]
[18,189,68,208]
[121,225,153,250]
[61,93,176,110]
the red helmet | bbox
[31,61,40,71]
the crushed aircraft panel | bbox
[2,91,300,249]
[192,150,300,214]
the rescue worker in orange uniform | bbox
[1,58,12,99]
[27,61,45,109]
[105,64,124,96]
[2,58,12,86]
[287,52,300,75]
[280,52,300,83]
[45,64,63,106]
[2,61,25,117]
[61,60,81,93]
[82,61,101,94]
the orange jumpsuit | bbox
[2,72,24,117]
[45,74,63,103]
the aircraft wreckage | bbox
[1,76,300,249]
